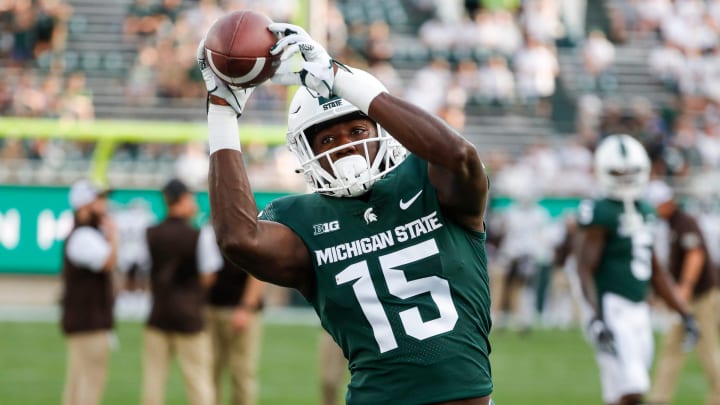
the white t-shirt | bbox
[66,227,111,272]
[197,225,223,274]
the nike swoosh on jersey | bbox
[399,190,423,210]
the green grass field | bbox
[0,321,709,404]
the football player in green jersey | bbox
[197,23,494,405]
[574,134,700,405]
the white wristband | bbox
[207,104,241,155]
[332,66,387,115]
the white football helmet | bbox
[286,88,407,197]
[594,134,651,201]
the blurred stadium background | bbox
[1,0,719,403]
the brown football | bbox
[204,10,281,88]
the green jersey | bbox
[260,154,492,404]
[577,198,657,312]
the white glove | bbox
[196,38,254,116]
[268,23,334,98]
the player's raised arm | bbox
[197,39,314,295]
[367,93,488,229]
[268,23,488,230]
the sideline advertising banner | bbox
[0,185,288,274]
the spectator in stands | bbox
[513,36,558,114]
[405,58,453,113]
[35,0,73,57]
[493,9,523,56]
[553,136,594,196]
[702,46,720,104]
[367,61,404,97]
[476,55,516,105]
[0,73,12,114]
[557,0,587,45]
[627,96,665,144]
[140,178,221,405]
[126,44,158,106]
[60,179,116,405]
[581,29,617,93]
[0,138,25,161]
[325,0,348,57]
[8,0,37,66]
[606,4,630,44]
[473,10,503,51]
[364,21,393,65]
[648,38,685,90]
[645,180,720,405]
[11,71,47,117]
[455,59,481,91]
[418,15,457,54]
[123,0,163,40]
[59,71,93,121]
[697,115,720,168]
[522,0,561,44]
[438,104,467,132]
[470,9,522,57]
[671,114,705,175]
[40,74,63,116]
[184,0,223,42]
[710,0,720,29]
[677,48,708,111]
[157,0,183,24]
[634,0,673,33]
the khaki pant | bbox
[649,288,720,405]
[206,307,262,405]
[141,326,215,405]
[319,330,347,405]
[63,330,111,405]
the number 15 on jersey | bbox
[335,239,459,353]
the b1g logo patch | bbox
[314,220,340,235]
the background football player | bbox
[574,134,699,405]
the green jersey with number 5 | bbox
[577,198,657,310]
[260,154,492,404]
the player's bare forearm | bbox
[574,227,604,316]
[240,276,265,309]
[679,248,704,291]
[651,254,689,315]
[209,150,259,247]
[368,94,475,169]
[209,150,314,293]
[368,93,488,221]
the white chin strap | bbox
[331,155,373,197]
